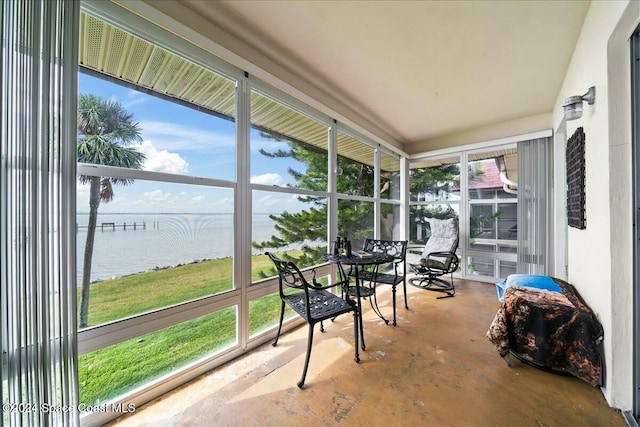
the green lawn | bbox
[79,253,295,406]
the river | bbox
[76,213,293,283]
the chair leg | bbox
[403,279,409,309]
[432,276,455,299]
[391,284,397,326]
[273,301,285,346]
[409,275,455,298]
[298,323,315,388]
[409,275,432,289]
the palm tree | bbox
[77,94,145,328]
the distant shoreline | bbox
[77,213,283,283]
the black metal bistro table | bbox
[322,252,394,350]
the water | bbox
[76,213,292,283]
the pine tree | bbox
[253,133,460,268]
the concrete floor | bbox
[111,279,626,427]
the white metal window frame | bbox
[335,125,403,240]
[408,152,464,276]
[76,0,249,355]
[630,23,640,426]
[378,150,403,241]
[465,144,518,281]
[246,79,335,285]
[408,134,553,283]
[75,164,240,356]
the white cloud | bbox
[254,193,306,213]
[211,197,234,211]
[123,89,147,109]
[141,189,173,204]
[138,121,235,151]
[123,189,234,212]
[251,173,283,186]
[256,194,280,208]
[134,140,189,174]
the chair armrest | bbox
[309,267,349,291]
[309,267,341,289]
[426,251,459,273]
[310,268,322,287]
[391,258,404,276]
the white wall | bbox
[552,0,638,409]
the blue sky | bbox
[78,73,311,214]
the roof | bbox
[469,160,504,190]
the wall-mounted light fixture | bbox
[562,86,595,121]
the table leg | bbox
[369,265,389,325]
[338,262,365,351]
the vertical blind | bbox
[1,1,79,425]
[517,137,553,275]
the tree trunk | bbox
[79,176,101,328]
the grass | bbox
[79,253,298,406]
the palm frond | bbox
[100,178,114,202]
[77,94,146,173]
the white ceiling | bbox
[177,0,590,149]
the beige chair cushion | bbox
[407,218,458,268]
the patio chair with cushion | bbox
[407,218,460,299]
[266,252,360,388]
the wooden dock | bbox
[76,222,148,231]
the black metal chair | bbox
[407,218,460,299]
[353,239,408,326]
[266,252,360,388]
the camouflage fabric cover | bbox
[486,278,603,387]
